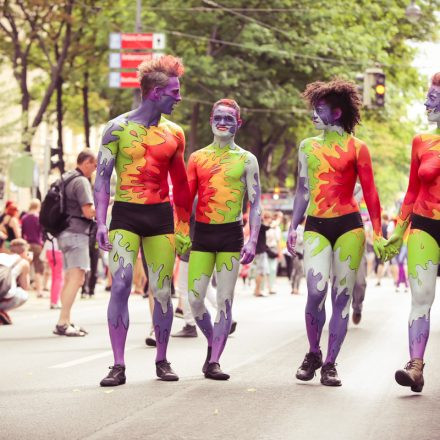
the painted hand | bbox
[96,223,112,251]
[373,236,387,261]
[175,232,191,256]
[383,233,403,261]
[286,229,297,256]
[240,240,256,264]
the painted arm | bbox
[94,121,119,251]
[287,142,309,255]
[386,136,421,254]
[241,153,261,264]
[169,130,191,255]
[356,141,385,259]
[187,154,198,209]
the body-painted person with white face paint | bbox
[287,79,386,386]
[187,99,261,380]
[94,55,191,386]
[386,73,440,393]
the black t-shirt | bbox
[256,224,270,255]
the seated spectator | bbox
[0,238,31,325]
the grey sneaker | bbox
[171,324,198,337]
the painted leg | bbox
[188,251,216,345]
[326,228,365,365]
[303,231,332,354]
[107,230,139,366]
[407,230,440,359]
[210,252,240,363]
[142,234,176,364]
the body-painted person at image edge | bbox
[287,79,386,387]
[386,72,440,393]
[94,55,191,386]
[187,99,261,380]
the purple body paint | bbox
[305,269,328,353]
[409,316,430,359]
[153,298,173,362]
[195,311,214,346]
[325,278,350,364]
[291,161,308,230]
[107,259,133,365]
[210,300,232,363]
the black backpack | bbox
[39,172,81,237]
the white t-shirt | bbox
[0,253,22,298]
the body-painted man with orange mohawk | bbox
[95,55,191,386]
[187,99,261,380]
[287,79,386,386]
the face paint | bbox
[425,86,440,124]
[312,99,341,130]
[211,105,239,139]
[155,76,182,115]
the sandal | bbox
[53,324,86,337]
[70,323,88,334]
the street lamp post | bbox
[405,1,422,23]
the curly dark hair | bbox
[302,79,362,134]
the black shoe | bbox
[100,364,126,387]
[174,307,184,319]
[205,362,230,380]
[320,362,342,387]
[145,330,156,347]
[202,347,212,374]
[229,320,237,335]
[156,360,179,381]
[296,351,323,381]
[172,324,197,337]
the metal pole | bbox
[132,0,142,108]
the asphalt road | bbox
[2,277,440,440]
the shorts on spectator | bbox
[58,231,90,271]
[254,252,269,276]
[29,243,44,274]
[0,287,28,312]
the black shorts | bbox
[192,221,244,253]
[109,201,174,237]
[411,214,440,248]
[305,212,363,248]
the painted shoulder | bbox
[160,116,184,137]
[102,114,129,146]
[298,135,322,151]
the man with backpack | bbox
[51,150,97,337]
[0,238,30,325]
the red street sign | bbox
[109,72,139,88]
[121,52,152,69]
[122,33,154,49]
[109,33,166,50]
[120,71,139,88]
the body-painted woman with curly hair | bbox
[187,99,261,380]
[287,79,385,386]
[387,73,440,393]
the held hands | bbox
[96,223,112,251]
[383,233,403,261]
[240,240,257,264]
[286,228,297,256]
[175,232,191,256]
[372,236,387,261]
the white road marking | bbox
[49,345,137,369]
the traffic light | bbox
[359,68,386,109]
[273,186,280,200]
[372,71,385,107]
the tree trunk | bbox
[56,75,65,174]
[82,70,90,148]
[276,139,296,187]
[188,102,200,155]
